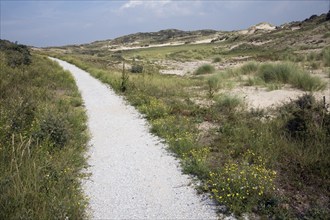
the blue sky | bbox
[0,0,328,47]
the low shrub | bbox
[213,57,222,63]
[0,39,31,67]
[309,61,320,70]
[194,64,215,75]
[34,112,69,149]
[131,64,143,73]
[282,94,329,141]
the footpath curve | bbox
[50,58,217,219]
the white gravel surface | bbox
[50,58,217,219]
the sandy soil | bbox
[158,58,329,110]
[158,60,209,75]
[50,57,217,219]
[230,84,330,110]
[109,41,184,51]
[158,56,249,75]
[108,37,216,52]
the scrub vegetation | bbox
[0,40,89,219]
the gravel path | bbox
[50,58,217,219]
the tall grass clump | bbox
[194,64,215,75]
[290,71,326,91]
[0,41,88,219]
[256,62,326,91]
[206,76,220,98]
[258,63,292,83]
[240,62,259,74]
[214,94,244,113]
[321,47,330,67]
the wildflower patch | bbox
[207,150,277,214]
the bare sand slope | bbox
[50,58,217,219]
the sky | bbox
[0,0,329,47]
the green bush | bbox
[0,39,31,67]
[283,94,329,140]
[131,64,143,73]
[278,94,330,185]
[34,113,69,149]
[194,64,215,75]
[213,57,222,63]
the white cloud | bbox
[120,0,145,9]
[118,0,200,18]
[120,0,171,10]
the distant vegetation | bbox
[0,40,88,219]
[0,40,31,67]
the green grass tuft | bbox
[214,94,243,112]
[194,64,215,75]
[250,62,327,91]
[240,62,259,74]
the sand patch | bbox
[230,86,330,110]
